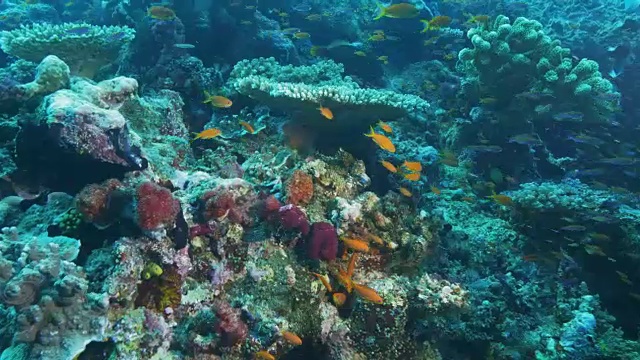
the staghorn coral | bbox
[228,57,432,125]
[0,22,135,77]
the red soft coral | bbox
[201,185,257,227]
[74,178,123,226]
[286,170,313,205]
[136,181,180,230]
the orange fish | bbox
[364,126,395,152]
[399,187,412,197]
[367,233,384,246]
[431,186,441,195]
[487,194,514,206]
[380,160,397,173]
[203,91,232,108]
[255,350,276,360]
[318,105,334,120]
[402,161,422,172]
[332,292,347,306]
[347,253,358,277]
[239,120,255,134]
[342,238,370,253]
[378,120,392,133]
[404,172,420,181]
[312,273,333,292]
[334,268,354,293]
[353,283,383,304]
[190,128,222,143]
[281,331,303,346]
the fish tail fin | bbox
[373,2,386,20]
[203,90,211,103]
[364,126,375,137]
[420,19,430,33]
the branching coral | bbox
[0,22,135,77]
[457,15,617,124]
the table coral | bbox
[228,57,432,125]
[0,22,135,77]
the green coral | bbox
[54,208,83,235]
[0,22,135,77]
[228,57,432,125]
[457,15,617,123]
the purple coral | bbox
[213,300,248,347]
[307,222,338,262]
[279,204,310,235]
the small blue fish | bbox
[465,145,503,153]
[567,134,605,147]
[560,225,586,232]
[509,134,543,146]
[516,91,555,101]
[291,2,312,12]
[65,26,91,35]
[599,157,637,166]
[552,111,584,122]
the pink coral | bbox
[307,222,338,262]
[279,204,310,235]
[136,182,180,230]
[213,300,248,347]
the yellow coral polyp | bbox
[142,262,163,280]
